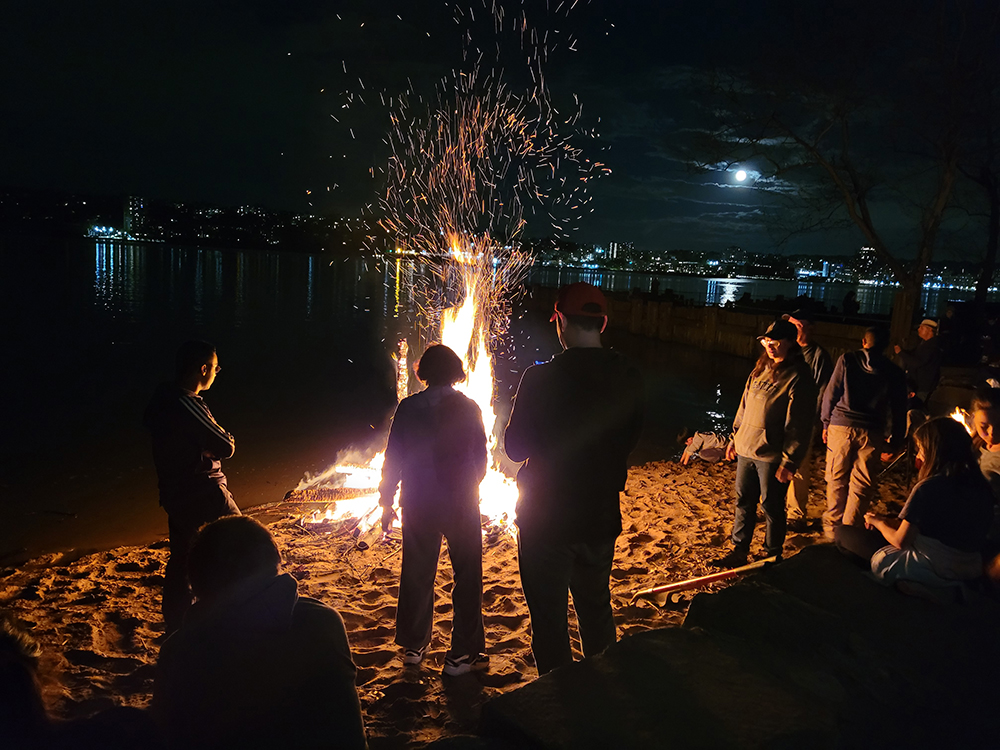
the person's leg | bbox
[822,425,854,540]
[442,506,485,659]
[759,460,788,557]
[786,428,815,521]
[396,511,443,652]
[517,532,574,675]
[163,514,198,635]
[731,456,759,554]
[567,538,618,659]
[834,524,888,564]
[844,429,883,527]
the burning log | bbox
[283,487,379,503]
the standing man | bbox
[821,327,907,540]
[782,310,833,531]
[504,283,644,675]
[144,340,240,634]
[894,319,942,405]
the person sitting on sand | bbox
[834,418,995,602]
[143,340,240,635]
[153,516,366,750]
[713,319,816,569]
[679,431,729,465]
[378,344,489,676]
[970,388,1000,505]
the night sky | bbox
[2,0,993,257]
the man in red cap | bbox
[504,282,644,675]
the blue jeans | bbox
[733,456,787,557]
[517,533,618,675]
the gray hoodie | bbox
[733,355,817,473]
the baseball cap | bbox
[550,282,608,321]
[758,319,798,342]
[919,318,938,329]
[783,309,815,324]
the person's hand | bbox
[776,465,794,484]
[725,441,736,461]
[880,451,895,463]
[679,453,690,466]
[380,505,397,533]
[893,344,902,354]
[822,428,828,444]
[864,512,879,530]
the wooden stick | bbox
[630,556,779,602]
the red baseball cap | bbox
[550,282,608,321]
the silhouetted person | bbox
[895,319,942,404]
[144,341,240,634]
[378,344,489,675]
[153,516,366,750]
[505,283,644,674]
[842,290,860,317]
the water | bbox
[1,239,750,560]
[527,266,999,317]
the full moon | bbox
[735,170,747,182]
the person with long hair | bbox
[713,319,817,568]
[835,417,995,598]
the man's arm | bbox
[504,366,543,463]
[781,371,818,475]
[821,355,847,434]
[378,402,407,529]
[180,395,235,459]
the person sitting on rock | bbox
[152,516,367,750]
[834,417,995,603]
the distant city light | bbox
[735,170,747,182]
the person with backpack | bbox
[378,344,489,676]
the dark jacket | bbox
[143,384,235,502]
[733,354,817,473]
[821,349,908,450]
[504,348,644,543]
[800,341,834,414]
[153,573,366,750]
[378,386,488,513]
[897,336,942,395]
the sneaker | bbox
[709,549,748,569]
[402,645,427,665]
[443,652,490,676]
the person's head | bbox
[783,309,815,346]
[416,344,465,386]
[862,326,890,353]
[917,319,938,341]
[0,614,48,741]
[188,516,281,602]
[971,388,1000,449]
[551,283,607,349]
[175,340,220,393]
[912,417,978,482]
[751,319,800,379]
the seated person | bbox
[679,431,729,465]
[153,516,367,750]
[835,418,994,599]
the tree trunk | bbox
[975,169,999,308]
[890,282,921,348]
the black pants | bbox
[834,524,888,566]
[517,531,618,675]
[395,502,484,659]
[162,483,240,634]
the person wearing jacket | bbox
[714,319,817,568]
[504,283,644,675]
[153,516,366,750]
[143,340,240,634]
[821,327,907,540]
[894,318,942,404]
[378,344,489,676]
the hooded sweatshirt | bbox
[821,349,908,450]
[732,353,816,473]
[153,573,366,750]
[504,347,644,543]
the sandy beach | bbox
[0,453,913,748]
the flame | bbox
[950,407,975,436]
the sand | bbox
[0,456,912,749]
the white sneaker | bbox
[402,645,427,665]
[443,652,489,676]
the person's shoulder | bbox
[292,596,349,632]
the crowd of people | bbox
[5,284,999,748]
